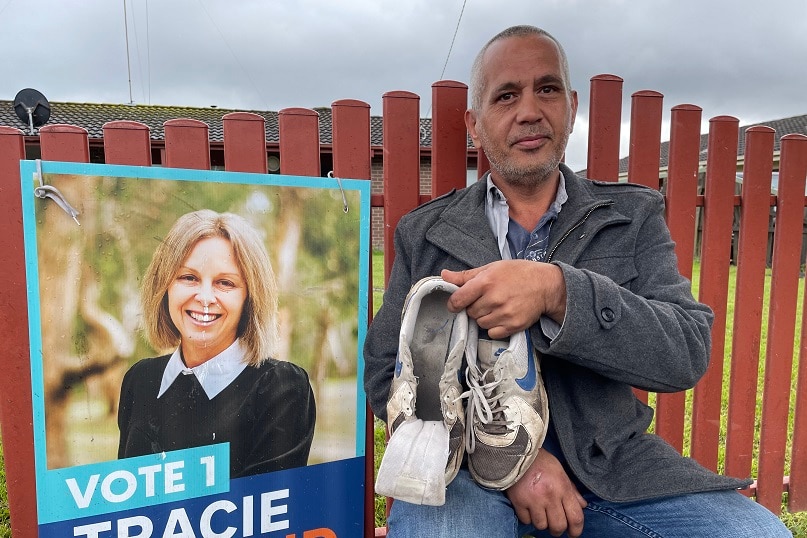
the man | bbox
[364,25,791,537]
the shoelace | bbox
[460,363,510,453]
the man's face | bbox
[466,34,578,188]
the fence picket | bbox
[627,91,663,189]
[0,126,37,537]
[223,112,267,173]
[658,104,702,452]
[103,121,152,166]
[332,99,372,181]
[586,74,623,181]
[691,116,739,472]
[164,118,210,169]
[330,97,375,537]
[725,126,775,482]
[624,90,664,404]
[757,134,807,513]
[278,108,320,177]
[381,91,421,283]
[40,124,90,162]
[431,80,469,196]
[792,135,807,509]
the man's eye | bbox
[498,93,514,102]
[539,86,558,94]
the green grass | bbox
[0,437,8,538]
[1,252,805,536]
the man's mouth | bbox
[512,131,552,149]
[513,135,547,149]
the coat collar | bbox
[425,164,630,267]
[425,178,499,268]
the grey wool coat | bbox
[363,164,750,502]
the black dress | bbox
[118,355,316,478]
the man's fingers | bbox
[442,267,486,312]
[440,267,482,286]
[513,504,533,526]
[562,495,586,538]
[484,325,512,340]
[544,500,568,537]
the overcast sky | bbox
[1,0,805,170]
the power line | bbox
[128,0,147,103]
[0,0,14,17]
[439,0,468,81]
[145,0,151,104]
[123,0,134,104]
[196,0,269,109]
[425,0,468,121]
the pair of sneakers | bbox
[376,276,549,506]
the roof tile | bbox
[1,99,454,148]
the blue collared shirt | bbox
[484,171,568,261]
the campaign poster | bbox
[19,160,370,538]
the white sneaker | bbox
[377,276,468,505]
[463,321,549,490]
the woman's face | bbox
[167,236,247,367]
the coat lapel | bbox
[425,180,501,269]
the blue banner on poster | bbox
[38,458,364,538]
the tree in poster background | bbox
[35,172,362,470]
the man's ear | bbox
[570,90,579,132]
[465,109,482,149]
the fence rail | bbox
[0,76,805,537]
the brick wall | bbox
[370,157,434,253]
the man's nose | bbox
[516,94,544,123]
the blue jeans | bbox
[387,470,792,537]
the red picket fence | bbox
[1,77,806,537]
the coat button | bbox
[601,308,615,322]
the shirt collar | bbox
[484,170,569,259]
[485,172,512,260]
[158,339,249,400]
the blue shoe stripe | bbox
[514,331,537,391]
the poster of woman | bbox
[21,160,370,537]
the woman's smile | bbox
[187,308,221,324]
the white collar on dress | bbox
[158,339,249,400]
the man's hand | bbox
[441,260,566,339]
[506,449,587,537]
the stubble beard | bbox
[482,126,570,190]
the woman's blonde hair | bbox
[141,209,278,366]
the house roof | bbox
[616,113,807,176]
[0,100,437,147]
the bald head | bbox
[470,25,572,111]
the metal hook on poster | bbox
[18,160,371,538]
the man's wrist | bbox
[544,263,568,323]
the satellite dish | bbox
[13,88,51,135]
